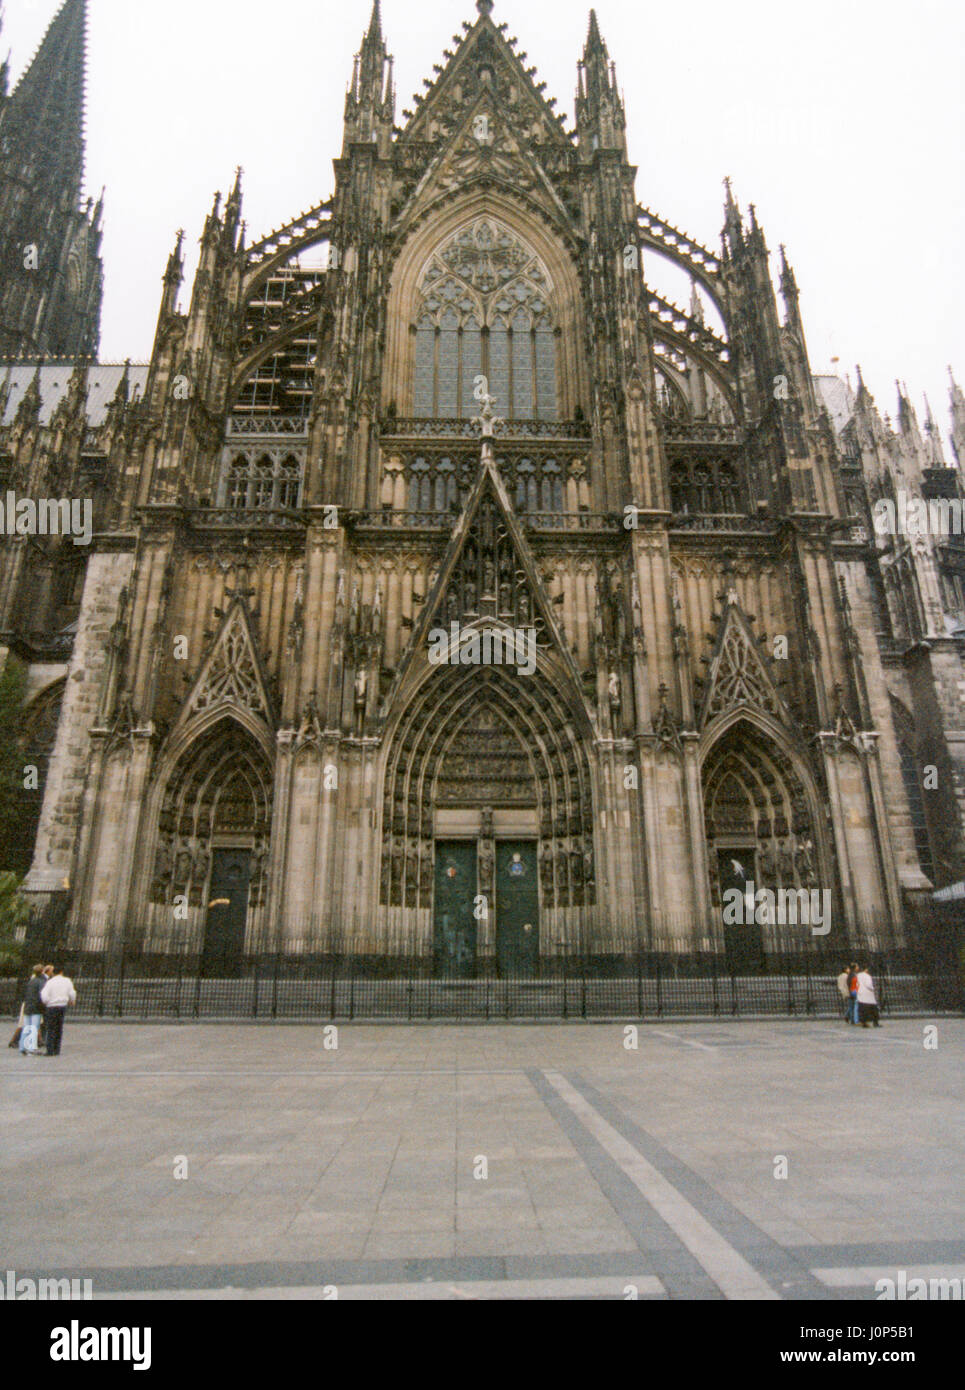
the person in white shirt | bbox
[39,967,77,1056]
[856,966,880,1029]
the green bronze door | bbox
[496,841,539,976]
[433,841,478,977]
[202,848,251,978]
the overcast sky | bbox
[6,0,963,441]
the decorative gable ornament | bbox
[184,596,274,727]
[699,598,785,729]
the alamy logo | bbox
[875,1270,963,1300]
[721,880,832,936]
[0,492,93,546]
[1,1269,92,1300]
[50,1321,151,1371]
[428,622,537,676]
[873,490,965,538]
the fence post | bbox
[117,931,126,1020]
[273,940,280,1022]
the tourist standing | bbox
[856,965,880,1028]
[848,962,860,1026]
[39,967,77,1056]
[836,967,852,1023]
[18,965,47,1056]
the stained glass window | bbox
[412,218,558,421]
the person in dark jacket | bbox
[18,965,47,1056]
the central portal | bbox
[432,838,541,976]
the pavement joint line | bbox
[94,1275,666,1302]
[541,1069,781,1301]
[651,1030,719,1052]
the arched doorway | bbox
[150,719,273,974]
[380,661,595,975]
[703,718,826,970]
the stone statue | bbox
[540,842,555,889]
[354,668,368,734]
[192,843,210,886]
[174,846,193,888]
[795,836,816,885]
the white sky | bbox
[5,0,964,441]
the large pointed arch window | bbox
[412,218,558,421]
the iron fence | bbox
[4,908,962,1023]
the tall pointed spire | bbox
[0,0,102,358]
[576,8,626,154]
[344,0,394,151]
[1,0,88,197]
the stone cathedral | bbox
[3,0,965,973]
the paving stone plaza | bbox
[3,1019,963,1301]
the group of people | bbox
[837,962,880,1027]
[14,964,77,1057]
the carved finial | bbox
[477,0,494,15]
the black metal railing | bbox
[4,911,961,1023]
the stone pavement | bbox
[2,1019,963,1300]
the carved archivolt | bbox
[151,718,273,909]
[380,663,595,910]
[702,720,821,910]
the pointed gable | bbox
[396,5,573,216]
[182,596,274,729]
[699,595,786,729]
[387,457,581,698]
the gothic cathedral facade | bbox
[4,0,965,969]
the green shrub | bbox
[0,872,30,974]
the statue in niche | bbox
[192,842,210,887]
[539,842,555,890]
[420,853,434,899]
[608,671,622,716]
[446,587,459,622]
[405,844,419,896]
[174,844,193,887]
[583,847,594,885]
[758,840,777,883]
[353,668,368,735]
[483,558,496,593]
[795,836,816,885]
[499,580,512,613]
[464,577,477,612]
[478,842,494,889]
[518,589,531,623]
[391,838,405,891]
[570,843,584,885]
[777,838,795,882]
[152,836,173,898]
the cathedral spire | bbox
[576,8,626,155]
[0,0,102,357]
[345,0,394,148]
[1,0,88,197]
